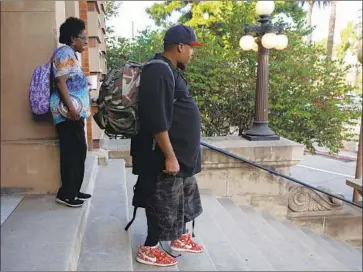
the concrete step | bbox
[261,212,349,271]
[329,236,363,260]
[321,234,362,262]
[201,193,273,271]
[171,232,217,272]
[1,194,24,225]
[77,160,133,271]
[194,194,247,271]
[218,198,296,271]
[301,227,362,271]
[1,154,98,271]
[240,205,316,270]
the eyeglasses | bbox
[78,36,88,41]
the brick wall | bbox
[79,1,90,76]
[79,1,93,150]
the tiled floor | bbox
[1,195,24,225]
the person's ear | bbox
[177,43,183,53]
[71,36,76,46]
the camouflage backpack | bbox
[93,60,174,138]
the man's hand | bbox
[163,156,180,176]
[153,131,179,176]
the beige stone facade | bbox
[79,1,107,147]
[1,1,106,194]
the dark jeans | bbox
[56,119,87,199]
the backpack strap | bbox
[192,219,195,237]
[143,59,176,94]
[124,206,138,231]
[50,45,67,63]
[49,46,67,94]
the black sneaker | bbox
[77,192,92,200]
[56,197,84,207]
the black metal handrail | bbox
[201,141,363,209]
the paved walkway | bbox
[1,195,24,225]
[309,143,358,161]
[292,154,357,201]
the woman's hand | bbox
[56,75,80,120]
[67,107,80,120]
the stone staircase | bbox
[77,159,362,271]
[1,159,362,271]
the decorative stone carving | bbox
[288,185,344,212]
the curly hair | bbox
[59,17,86,45]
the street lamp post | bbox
[239,1,288,141]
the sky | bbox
[109,1,362,44]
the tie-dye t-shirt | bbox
[50,46,90,124]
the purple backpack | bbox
[29,46,65,121]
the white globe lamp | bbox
[274,34,288,50]
[256,1,275,16]
[252,42,259,52]
[240,35,255,51]
[261,33,277,49]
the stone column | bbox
[65,0,80,18]
[1,1,66,194]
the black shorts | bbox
[145,174,203,241]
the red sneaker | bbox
[170,233,204,253]
[136,245,178,267]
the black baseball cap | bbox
[164,24,205,47]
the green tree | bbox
[104,1,122,36]
[146,1,190,27]
[103,1,164,70]
[335,19,363,95]
[337,20,362,60]
[104,1,122,20]
[300,1,337,59]
[128,29,164,62]
[106,37,132,70]
[104,29,164,70]
[300,0,331,44]
[104,1,124,70]
[269,41,357,153]
[143,0,359,153]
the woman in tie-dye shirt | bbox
[51,17,91,208]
